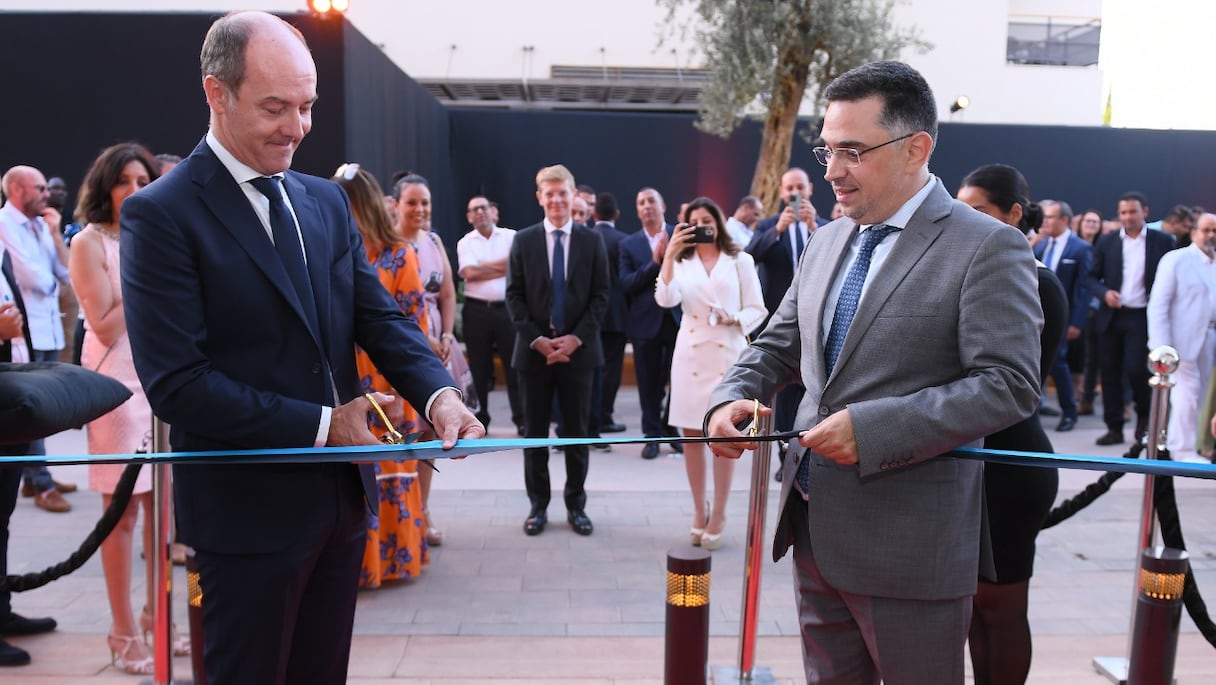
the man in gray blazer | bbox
[706,61,1042,684]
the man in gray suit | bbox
[706,61,1042,684]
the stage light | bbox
[950,95,971,114]
[308,0,348,15]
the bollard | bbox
[185,550,207,685]
[665,546,711,685]
[141,418,191,685]
[1128,547,1189,685]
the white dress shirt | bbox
[1119,228,1149,308]
[457,225,515,301]
[0,203,67,351]
[1042,230,1073,272]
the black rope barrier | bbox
[0,462,142,592]
[1152,467,1216,648]
[1040,441,1142,529]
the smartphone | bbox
[788,193,802,217]
[690,224,714,243]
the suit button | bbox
[311,363,321,374]
[818,406,830,417]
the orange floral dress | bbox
[357,242,430,589]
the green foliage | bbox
[660,0,930,139]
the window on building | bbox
[1007,18,1101,67]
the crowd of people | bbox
[1,11,1213,685]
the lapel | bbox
[282,172,331,349]
[825,182,949,386]
[805,221,855,388]
[190,141,324,351]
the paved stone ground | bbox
[3,384,1216,682]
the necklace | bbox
[95,224,120,241]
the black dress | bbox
[982,265,1066,583]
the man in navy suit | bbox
[591,192,629,433]
[1086,191,1176,445]
[619,188,682,459]
[746,168,828,474]
[120,12,483,685]
[505,164,608,537]
[1035,200,1092,431]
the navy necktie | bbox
[551,230,567,334]
[793,222,805,261]
[1043,237,1059,270]
[796,224,901,497]
[248,176,318,331]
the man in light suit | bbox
[1148,213,1216,458]
[1034,200,1092,431]
[120,13,482,685]
[706,61,1041,684]
[505,164,609,537]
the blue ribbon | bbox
[7,436,1215,480]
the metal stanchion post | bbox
[1094,346,1179,684]
[665,546,711,685]
[140,417,191,685]
[712,402,775,684]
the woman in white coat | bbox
[655,197,766,549]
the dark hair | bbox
[333,166,399,253]
[960,163,1040,234]
[1118,191,1148,209]
[1163,204,1196,223]
[200,12,306,93]
[737,195,762,210]
[594,192,618,221]
[576,184,596,196]
[822,60,938,145]
[392,172,429,200]
[76,142,159,225]
[678,197,738,260]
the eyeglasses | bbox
[812,132,916,168]
[467,204,490,213]
[333,162,360,181]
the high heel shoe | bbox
[108,633,153,675]
[424,508,444,546]
[700,516,726,551]
[689,502,710,546]
[140,607,191,656]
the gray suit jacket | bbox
[710,179,1042,601]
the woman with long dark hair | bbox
[957,164,1065,685]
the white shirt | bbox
[725,216,754,249]
[0,203,67,351]
[1042,230,1073,272]
[821,176,936,344]
[457,225,515,301]
[543,218,573,274]
[788,221,812,271]
[0,248,28,363]
[642,224,665,254]
[1119,227,1149,308]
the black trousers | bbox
[0,451,25,620]
[631,316,678,437]
[1099,308,1151,434]
[521,361,593,511]
[194,467,366,685]
[599,331,627,423]
[462,298,523,428]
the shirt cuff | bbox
[425,386,460,423]
[314,405,332,448]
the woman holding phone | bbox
[655,197,765,550]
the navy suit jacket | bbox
[1034,233,1093,330]
[591,221,628,335]
[747,213,829,329]
[619,224,681,341]
[505,221,609,370]
[1085,228,1176,332]
[120,138,453,554]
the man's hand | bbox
[1104,290,1122,309]
[706,399,771,459]
[651,231,668,264]
[1066,325,1082,341]
[532,336,557,358]
[798,202,817,226]
[545,334,579,364]
[429,387,486,449]
[799,409,858,465]
[40,207,61,233]
[327,392,397,446]
[0,302,22,341]
[775,206,796,233]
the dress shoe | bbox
[567,509,594,536]
[516,425,526,437]
[33,489,70,513]
[641,442,659,460]
[1078,400,1095,416]
[1056,416,1077,432]
[669,441,683,454]
[591,442,612,452]
[21,480,76,497]
[774,468,783,483]
[1096,431,1124,446]
[1039,405,1061,417]
[0,613,56,637]
[0,639,29,666]
[524,509,547,536]
[602,422,626,433]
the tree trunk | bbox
[749,53,810,214]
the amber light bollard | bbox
[665,546,711,685]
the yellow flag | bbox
[1102,89,1112,127]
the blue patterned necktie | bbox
[248,176,318,332]
[796,224,901,496]
[551,230,567,333]
[1043,237,1058,271]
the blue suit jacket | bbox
[591,221,628,335]
[1085,228,1176,332]
[619,224,680,341]
[120,138,453,554]
[1034,233,1093,330]
[747,214,828,330]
